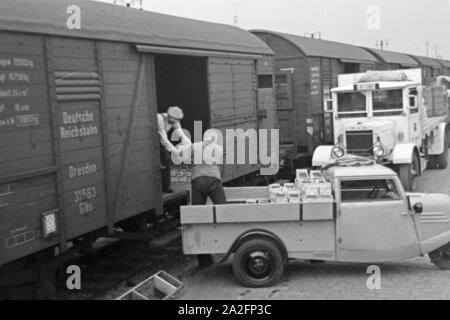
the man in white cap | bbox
[157,106,190,193]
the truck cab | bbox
[181,159,450,287]
[313,69,449,191]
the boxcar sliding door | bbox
[208,57,260,182]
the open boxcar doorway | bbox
[154,54,210,142]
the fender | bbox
[428,123,447,156]
[220,229,288,263]
[312,145,334,167]
[392,143,420,165]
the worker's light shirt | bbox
[157,113,191,152]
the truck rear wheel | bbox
[399,154,419,192]
[232,239,284,288]
[435,133,448,169]
[429,243,450,270]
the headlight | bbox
[332,146,345,158]
[373,145,385,157]
[41,209,59,239]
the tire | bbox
[448,128,450,148]
[435,132,448,169]
[427,157,436,170]
[399,154,419,192]
[232,239,284,288]
[429,243,450,270]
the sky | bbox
[95,0,450,59]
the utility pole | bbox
[376,39,389,51]
[113,0,142,9]
[426,41,429,57]
[304,32,321,39]
[233,16,239,27]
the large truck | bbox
[313,69,449,191]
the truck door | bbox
[408,87,422,146]
[337,178,420,262]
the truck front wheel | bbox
[399,154,419,192]
[232,239,284,288]
[429,243,450,270]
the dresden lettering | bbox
[69,162,97,179]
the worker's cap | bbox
[167,106,184,121]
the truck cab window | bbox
[341,179,402,202]
[372,89,403,115]
[337,92,366,117]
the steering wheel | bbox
[367,186,380,199]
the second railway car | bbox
[251,30,378,162]
[437,60,450,76]
[409,54,444,85]
[0,0,276,297]
[363,48,419,71]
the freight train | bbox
[1,0,449,299]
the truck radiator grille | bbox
[346,130,373,156]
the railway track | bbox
[55,235,196,300]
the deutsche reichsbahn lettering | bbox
[62,111,94,124]
[60,110,98,139]
[60,124,98,139]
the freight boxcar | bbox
[363,48,419,71]
[437,60,450,76]
[251,30,378,163]
[409,55,443,85]
[0,0,275,298]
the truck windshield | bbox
[372,89,403,116]
[341,179,402,202]
[337,92,367,117]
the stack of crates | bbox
[295,170,333,202]
[268,183,301,203]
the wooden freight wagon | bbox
[0,0,275,297]
[409,55,443,85]
[251,30,378,160]
[363,48,419,71]
[437,60,450,77]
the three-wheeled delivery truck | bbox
[181,157,450,287]
[313,69,449,192]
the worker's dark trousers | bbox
[192,176,226,268]
[191,177,226,205]
[160,144,171,192]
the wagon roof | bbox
[409,55,442,68]
[363,48,419,67]
[0,0,273,56]
[437,60,450,68]
[251,30,378,63]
